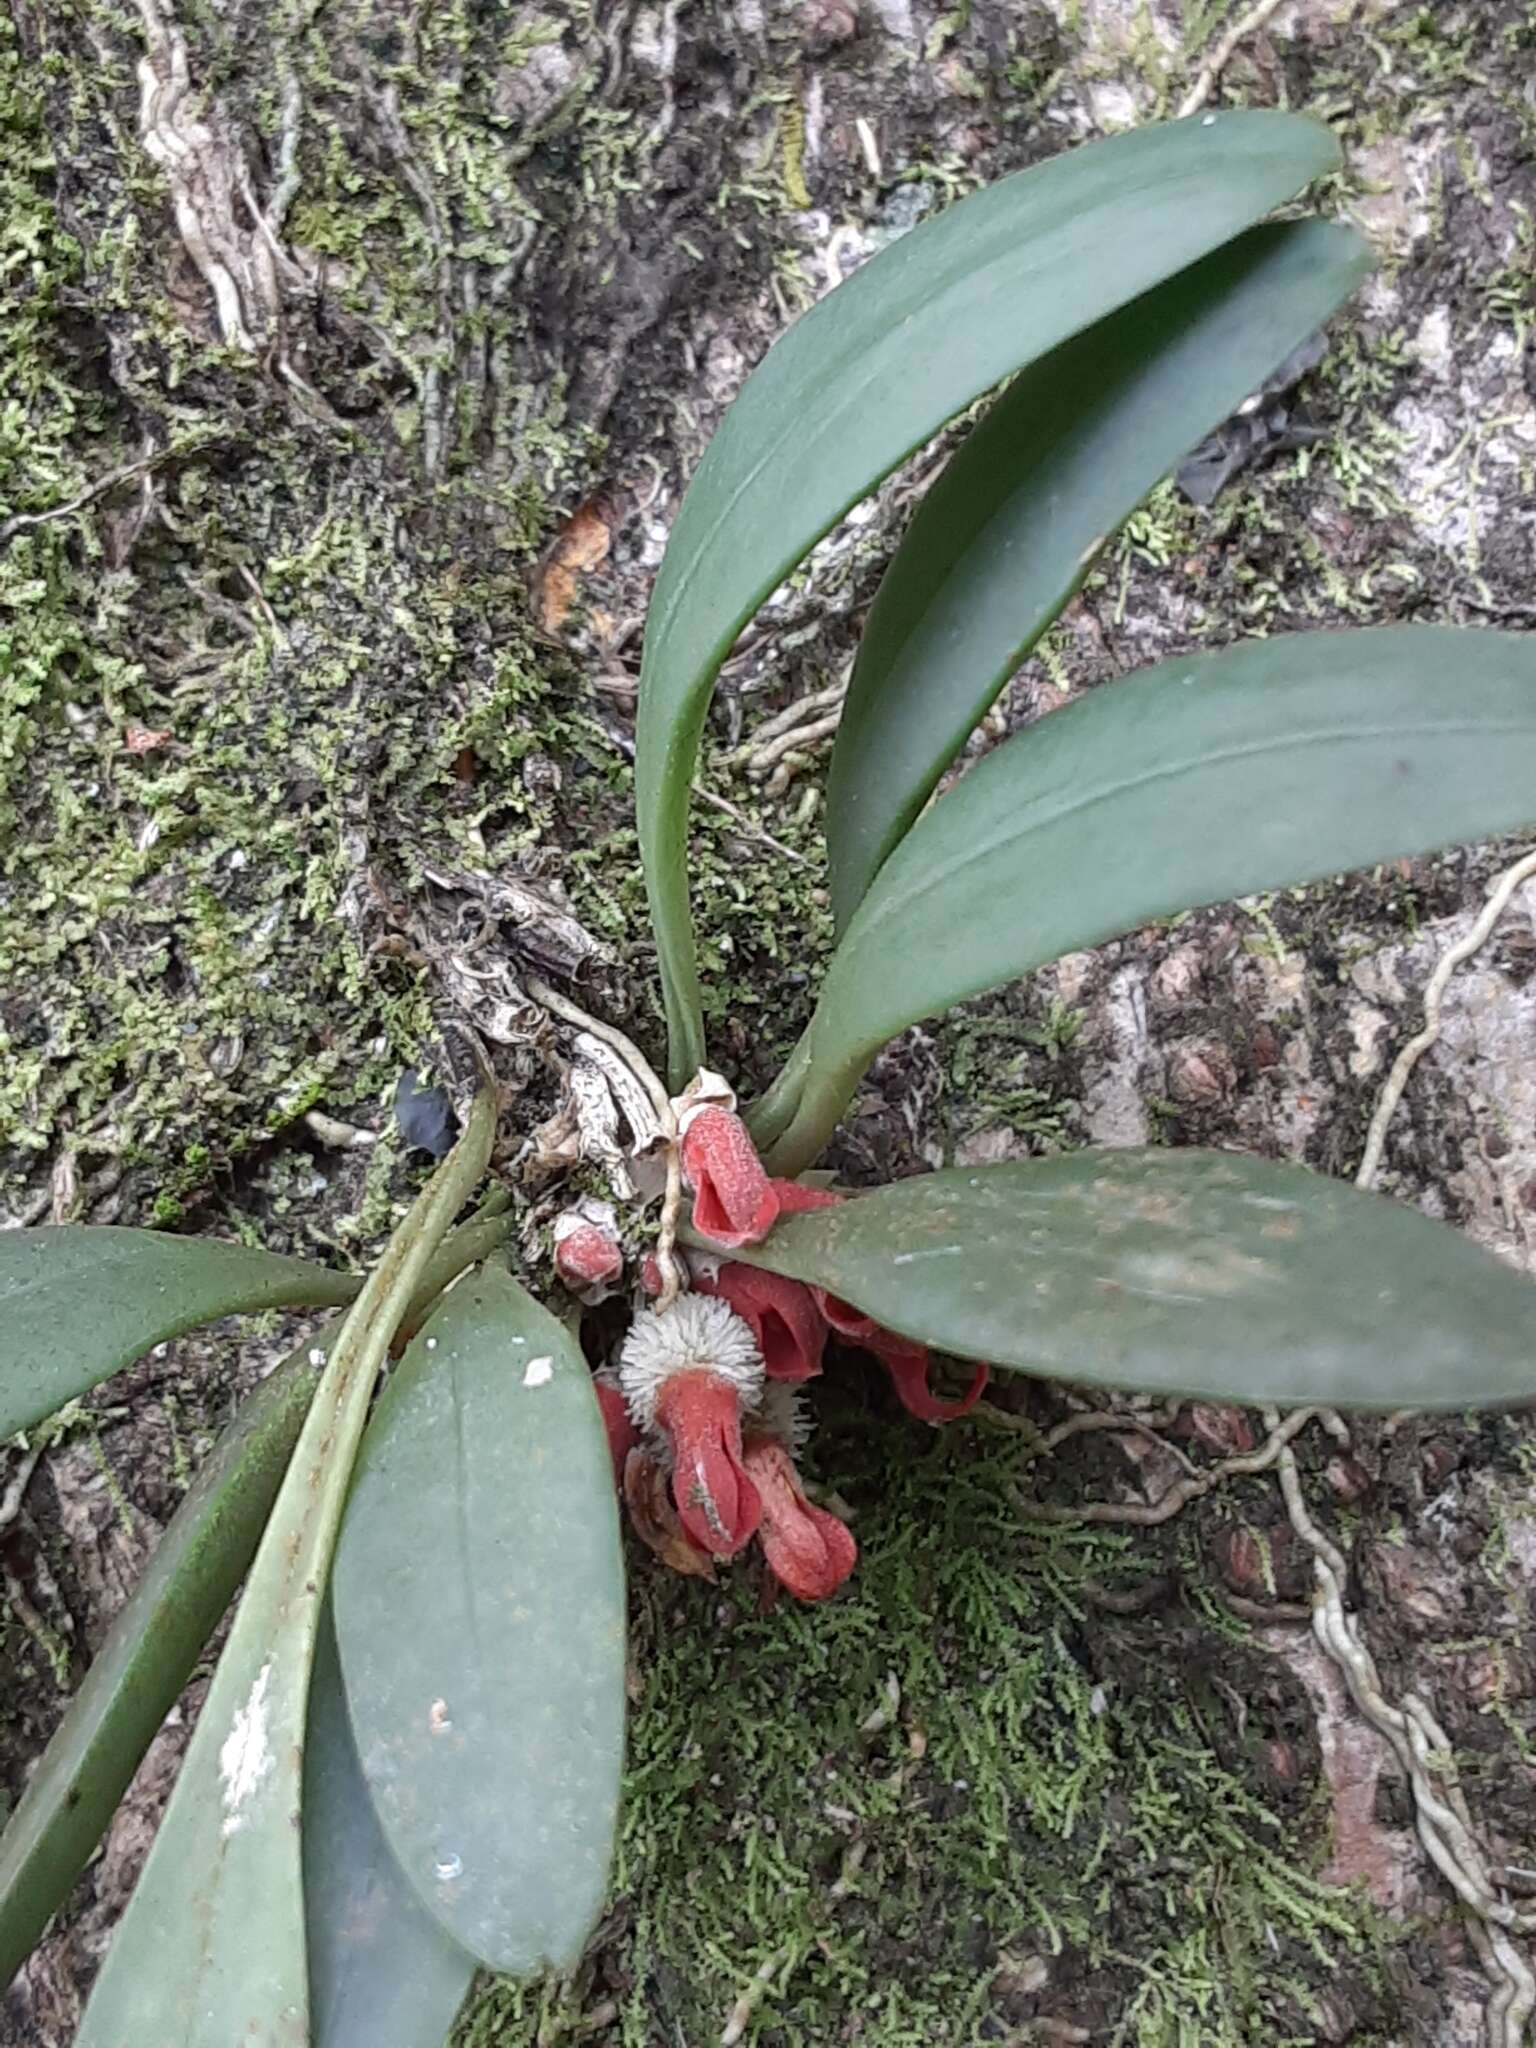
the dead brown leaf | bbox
[624,1449,715,1580]
[536,499,612,633]
[123,725,172,754]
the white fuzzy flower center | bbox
[618,1293,763,1429]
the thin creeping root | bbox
[1177,0,1288,120]
[1013,1405,1318,1527]
[1355,846,1536,1190]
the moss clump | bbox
[457,1405,1390,2047]
[0,4,625,1223]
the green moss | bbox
[940,1002,1084,1154]
[0,3,623,1219]
[4,7,1521,2040]
[457,1414,1389,2046]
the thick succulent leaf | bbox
[635,109,1343,1085]
[736,1151,1536,1409]
[764,626,1536,1176]
[305,1607,476,2048]
[824,218,1374,929]
[0,1339,323,1988]
[0,1226,358,1441]
[333,1260,625,1976]
[73,1090,496,2048]
[0,1207,510,1989]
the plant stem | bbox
[759,1056,858,1179]
[743,1032,816,1154]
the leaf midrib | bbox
[841,712,1536,971]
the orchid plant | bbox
[4,108,1536,2048]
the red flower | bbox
[681,1106,780,1247]
[618,1294,766,1557]
[692,1262,826,1383]
[811,1288,988,1423]
[741,1433,857,1601]
[867,1332,988,1423]
[813,1288,882,1345]
[593,1376,637,1486]
[554,1218,624,1295]
[655,1368,762,1556]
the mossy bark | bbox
[3,0,1534,2041]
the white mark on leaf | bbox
[523,1355,554,1387]
[307,1348,326,1368]
[890,1245,964,1267]
[219,1660,274,1837]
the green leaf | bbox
[305,1606,476,2048]
[0,1340,322,1988]
[764,626,1536,1176]
[736,1151,1536,1409]
[0,1226,358,1441]
[332,1260,625,1976]
[0,1207,511,1989]
[824,219,1374,929]
[74,1089,496,2048]
[635,109,1343,1086]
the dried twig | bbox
[0,450,173,552]
[0,1446,45,1533]
[1177,0,1287,119]
[691,781,807,865]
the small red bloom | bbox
[813,1284,989,1423]
[618,1295,765,1556]
[593,1376,637,1486]
[681,1107,779,1247]
[741,1433,857,1601]
[554,1218,624,1295]
[869,1333,989,1424]
[814,1288,882,1345]
[656,1368,762,1556]
[692,1263,826,1382]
